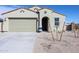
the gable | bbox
[2,8,38,18]
[40,8,65,16]
[52,12,65,18]
[39,8,53,14]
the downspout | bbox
[36,11,40,32]
[35,8,41,32]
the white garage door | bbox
[9,18,37,32]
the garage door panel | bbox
[9,19,36,32]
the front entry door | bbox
[42,17,49,31]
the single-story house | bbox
[66,23,79,31]
[1,6,66,32]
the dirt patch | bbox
[33,31,79,53]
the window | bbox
[54,18,59,26]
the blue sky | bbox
[0,5,79,23]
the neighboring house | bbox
[66,24,72,31]
[66,23,79,31]
[1,6,66,32]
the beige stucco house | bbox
[1,6,66,32]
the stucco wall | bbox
[2,9,38,32]
[2,9,38,18]
[39,8,65,32]
[51,12,65,32]
[3,18,9,31]
[39,9,53,31]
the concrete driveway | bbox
[0,32,37,53]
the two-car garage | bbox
[2,8,38,32]
[8,18,37,32]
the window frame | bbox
[54,17,60,26]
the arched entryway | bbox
[42,17,49,31]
